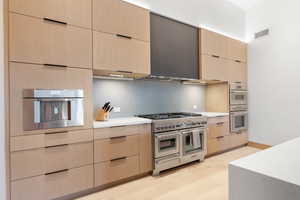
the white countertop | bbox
[93,117,152,129]
[197,112,229,118]
[230,137,300,186]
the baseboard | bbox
[248,141,271,150]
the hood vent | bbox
[255,29,269,39]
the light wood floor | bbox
[77,147,260,200]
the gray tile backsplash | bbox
[93,79,205,118]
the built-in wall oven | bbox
[23,89,84,131]
[230,82,248,133]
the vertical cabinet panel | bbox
[200,29,228,58]
[93,0,150,41]
[9,13,92,69]
[9,0,92,29]
[93,31,150,74]
[139,125,153,173]
[9,62,93,136]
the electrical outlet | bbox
[114,107,121,113]
[193,105,198,110]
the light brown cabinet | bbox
[9,62,93,136]
[94,124,152,187]
[9,13,92,69]
[201,55,229,81]
[11,165,94,200]
[9,0,92,29]
[206,83,230,113]
[93,31,150,75]
[93,0,150,42]
[229,132,248,148]
[227,38,247,62]
[200,29,228,58]
[227,60,247,82]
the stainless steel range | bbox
[138,112,207,176]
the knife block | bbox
[95,109,109,121]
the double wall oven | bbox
[139,113,207,176]
[230,83,248,133]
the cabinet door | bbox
[200,29,227,58]
[229,132,248,148]
[9,62,93,136]
[9,13,92,69]
[227,38,247,62]
[93,0,150,41]
[93,31,150,74]
[207,136,230,156]
[9,0,92,29]
[208,117,230,139]
[228,60,247,82]
[201,55,229,81]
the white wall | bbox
[0,0,6,198]
[124,0,246,41]
[247,0,300,145]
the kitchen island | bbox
[229,137,300,200]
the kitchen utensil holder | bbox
[95,109,109,121]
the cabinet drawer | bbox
[11,165,94,200]
[207,116,229,125]
[9,0,92,29]
[93,0,150,41]
[201,55,229,81]
[200,29,228,58]
[11,129,93,152]
[9,62,93,136]
[207,136,230,155]
[93,31,150,75]
[229,132,248,148]
[94,156,139,187]
[11,142,93,180]
[208,121,229,139]
[9,13,92,69]
[94,124,149,140]
[94,135,139,163]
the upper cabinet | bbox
[200,29,228,58]
[227,38,247,63]
[9,0,92,29]
[93,0,150,42]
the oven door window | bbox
[159,138,177,151]
[183,132,194,153]
[39,100,71,123]
[234,94,245,101]
[234,115,245,129]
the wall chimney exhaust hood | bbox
[150,13,199,81]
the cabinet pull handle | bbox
[110,157,127,162]
[216,122,225,126]
[43,18,67,25]
[110,136,127,140]
[116,34,132,40]
[44,64,68,68]
[45,169,69,176]
[235,60,241,63]
[45,131,69,135]
[45,144,69,148]
[116,70,133,74]
[212,55,220,58]
[216,136,225,139]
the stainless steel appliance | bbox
[230,82,248,133]
[23,89,84,131]
[138,112,207,176]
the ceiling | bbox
[226,0,262,10]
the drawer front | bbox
[208,118,230,139]
[94,156,139,187]
[9,13,92,69]
[9,0,92,29]
[93,31,150,75]
[94,124,149,140]
[9,62,93,136]
[207,116,229,125]
[229,132,248,148]
[93,0,150,41]
[11,165,94,200]
[94,135,139,163]
[201,55,229,81]
[11,142,93,180]
[11,129,93,152]
[207,136,230,155]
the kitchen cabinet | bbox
[9,62,93,136]
[9,13,92,69]
[201,55,229,81]
[11,165,93,200]
[206,83,230,113]
[93,31,150,75]
[206,116,230,156]
[9,0,92,29]
[93,0,150,42]
[227,60,247,82]
[200,29,228,58]
[227,38,247,62]
[94,124,152,187]
[229,132,248,148]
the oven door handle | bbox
[37,98,75,102]
[156,133,180,140]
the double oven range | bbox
[138,113,207,176]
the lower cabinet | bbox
[206,116,248,156]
